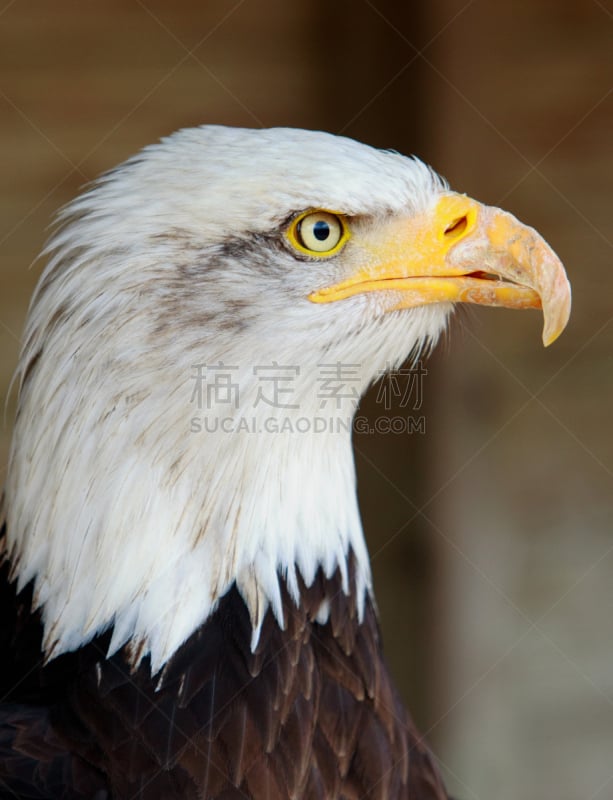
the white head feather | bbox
[4,126,450,672]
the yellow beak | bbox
[308,193,571,346]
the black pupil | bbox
[313,220,330,241]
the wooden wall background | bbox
[1,2,612,798]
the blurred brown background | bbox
[1,2,612,798]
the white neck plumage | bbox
[6,338,376,674]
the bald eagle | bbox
[0,126,570,799]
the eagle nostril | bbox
[444,215,468,238]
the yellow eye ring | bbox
[287,210,349,257]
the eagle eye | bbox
[288,211,348,256]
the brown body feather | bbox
[0,538,448,799]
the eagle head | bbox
[3,126,571,672]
